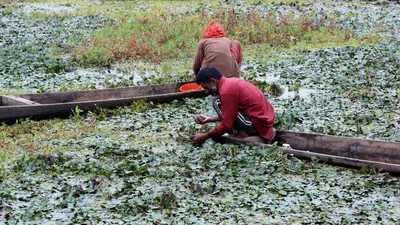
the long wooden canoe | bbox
[0,81,206,122]
[218,131,400,174]
[1,82,399,173]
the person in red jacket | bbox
[193,66,276,145]
[193,22,243,79]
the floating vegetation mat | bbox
[1,98,399,224]
[0,0,399,223]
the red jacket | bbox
[207,77,275,140]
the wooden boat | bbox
[218,131,400,174]
[1,81,399,173]
[0,81,206,122]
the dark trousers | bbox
[213,97,258,136]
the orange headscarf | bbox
[201,22,227,39]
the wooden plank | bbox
[393,110,400,115]
[17,82,189,104]
[0,91,206,122]
[274,131,400,164]
[217,136,400,174]
[2,95,41,106]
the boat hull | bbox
[218,131,400,174]
[0,82,207,122]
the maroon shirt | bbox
[207,77,276,140]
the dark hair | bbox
[195,66,223,84]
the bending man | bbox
[193,22,242,79]
[193,67,276,145]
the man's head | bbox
[195,67,223,96]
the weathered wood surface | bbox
[218,135,400,174]
[0,82,207,121]
[2,95,41,106]
[274,131,400,164]
[15,82,191,104]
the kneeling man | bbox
[193,66,276,145]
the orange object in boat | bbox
[179,83,202,92]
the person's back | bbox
[193,22,242,78]
[194,38,239,78]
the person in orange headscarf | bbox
[193,22,243,79]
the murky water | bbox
[278,86,316,99]
[22,2,80,15]
[231,0,400,37]
[241,60,317,100]
[61,64,156,90]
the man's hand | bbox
[195,115,221,124]
[193,133,208,145]
[194,115,209,124]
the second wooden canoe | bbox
[218,131,400,174]
[0,82,206,122]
